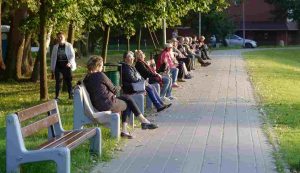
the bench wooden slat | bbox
[38,129,96,150]
[18,100,57,122]
[21,113,59,138]
[38,131,74,149]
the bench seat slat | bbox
[18,100,57,122]
[21,114,59,138]
[38,129,97,150]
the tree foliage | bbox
[265,0,300,22]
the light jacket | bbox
[51,42,76,71]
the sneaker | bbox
[178,78,186,82]
[168,96,177,100]
[161,97,171,102]
[164,103,172,108]
[141,123,158,130]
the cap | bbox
[165,43,173,48]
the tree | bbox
[266,0,300,22]
[0,0,5,71]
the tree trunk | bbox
[21,33,32,76]
[137,27,141,50]
[101,24,110,63]
[67,21,75,45]
[0,1,5,72]
[5,6,27,80]
[127,36,130,52]
[39,0,48,100]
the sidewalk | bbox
[92,50,277,173]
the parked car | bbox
[225,34,257,48]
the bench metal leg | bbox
[6,163,20,173]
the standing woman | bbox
[84,56,157,138]
[51,32,76,100]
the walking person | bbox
[51,32,76,100]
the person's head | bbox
[164,43,173,51]
[170,38,178,47]
[177,36,184,44]
[123,51,135,65]
[200,36,205,42]
[87,56,103,73]
[56,32,66,45]
[134,50,145,61]
[184,37,189,44]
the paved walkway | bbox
[92,50,277,173]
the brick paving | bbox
[91,50,277,173]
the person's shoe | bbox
[54,97,60,102]
[121,132,133,139]
[161,97,171,102]
[168,96,177,100]
[201,62,211,67]
[157,105,168,112]
[184,74,192,79]
[141,123,158,130]
[172,83,181,88]
[164,103,172,108]
[178,78,186,82]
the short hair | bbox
[134,50,144,59]
[87,55,103,72]
[123,51,134,60]
[56,31,65,37]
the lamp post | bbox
[242,0,246,47]
[162,6,167,45]
[199,12,202,37]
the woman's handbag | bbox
[131,80,146,92]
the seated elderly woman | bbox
[134,50,175,101]
[121,51,171,112]
[83,56,157,139]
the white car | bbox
[225,34,257,48]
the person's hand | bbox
[66,63,71,67]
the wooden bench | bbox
[73,84,120,139]
[6,100,101,173]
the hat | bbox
[165,43,173,48]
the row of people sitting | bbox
[81,35,211,139]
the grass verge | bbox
[244,49,300,172]
[0,51,143,172]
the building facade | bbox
[227,0,300,46]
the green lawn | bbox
[0,49,157,172]
[244,49,300,172]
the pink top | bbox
[158,49,176,69]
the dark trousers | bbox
[177,58,192,71]
[55,67,73,98]
[118,95,142,123]
[177,62,184,79]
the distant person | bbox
[172,29,178,38]
[51,32,76,100]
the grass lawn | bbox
[244,49,300,172]
[0,49,156,173]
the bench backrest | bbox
[16,100,61,138]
